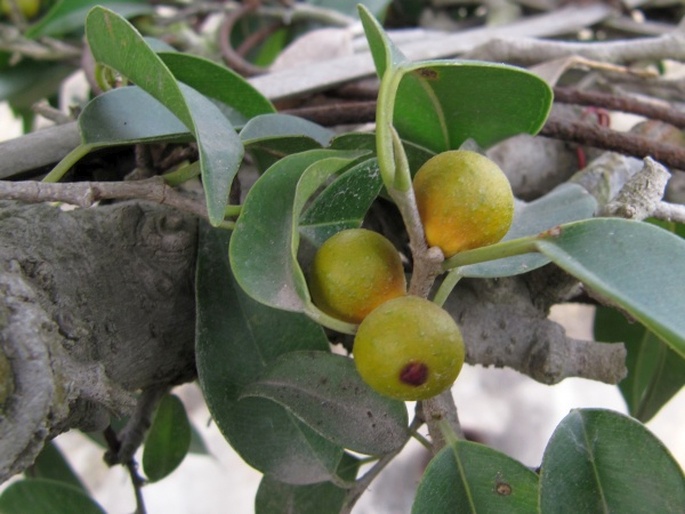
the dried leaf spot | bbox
[399,361,428,386]
[495,481,512,496]
[415,67,439,80]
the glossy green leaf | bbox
[393,60,553,153]
[412,440,539,514]
[25,441,85,492]
[299,158,383,247]
[0,479,105,514]
[595,306,685,422]
[230,149,366,312]
[159,52,275,126]
[255,453,360,514]
[142,394,191,482]
[196,225,342,485]
[241,351,409,455]
[536,218,685,359]
[459,183,597,278]
[539,408,685,513]
[26,1,152,38]
[86,6,243,226]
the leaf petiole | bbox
[442,235,541,270]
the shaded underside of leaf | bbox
[196,225,342,485]
[460,183,597,278]
[299,157,383,247]
[241,351,409,455]
[255,453,360,514]
[78,86,191,146]
[594,306,685,422]
[536,218,685,359]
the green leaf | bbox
[241,114,335,147]
[0,479,105,514]
[459,183,597,278]
[25,441,85,492]
[229,149,367,313]
[412,440,539,514]
[85,6,243,226]
[196,225,342,485]
[241,351,409,455]
[536,218,685,359]
[299,157,383,247]
[78,86,191,146]
[539,408,685,513]
[330,132,434,173]
[595,306,685,422]
[358,4,407,78]
[159,52,275,126]
[26,1,152,38]
[240,114,335,172]
[142,394,191,482]
[393,61,553,153]
[255,453,360,514]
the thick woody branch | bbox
[0,201,197,484]
[444,276,627,386]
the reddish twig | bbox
[540,112,685,170]
[219,1,269,77]
[553,86,685,129]
[283,95,685,170]
[282,100,376,126]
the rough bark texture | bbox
[0,201,197,483]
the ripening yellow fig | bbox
[308,228,406,324]
[353,296,465,401]
[1,0,41,19]
[413,150,514,258]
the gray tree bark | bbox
[0,200,197,483]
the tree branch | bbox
[0,201,197,484]
[0,177,213,224]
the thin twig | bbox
[282,100,376,126]
[103,426,148,514]
[554,87,685,129]
[219,1,269,77]
[540,112,685,170]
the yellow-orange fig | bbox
[308,228,406,324]
[354,296,465,401]
[413,150,514,258]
